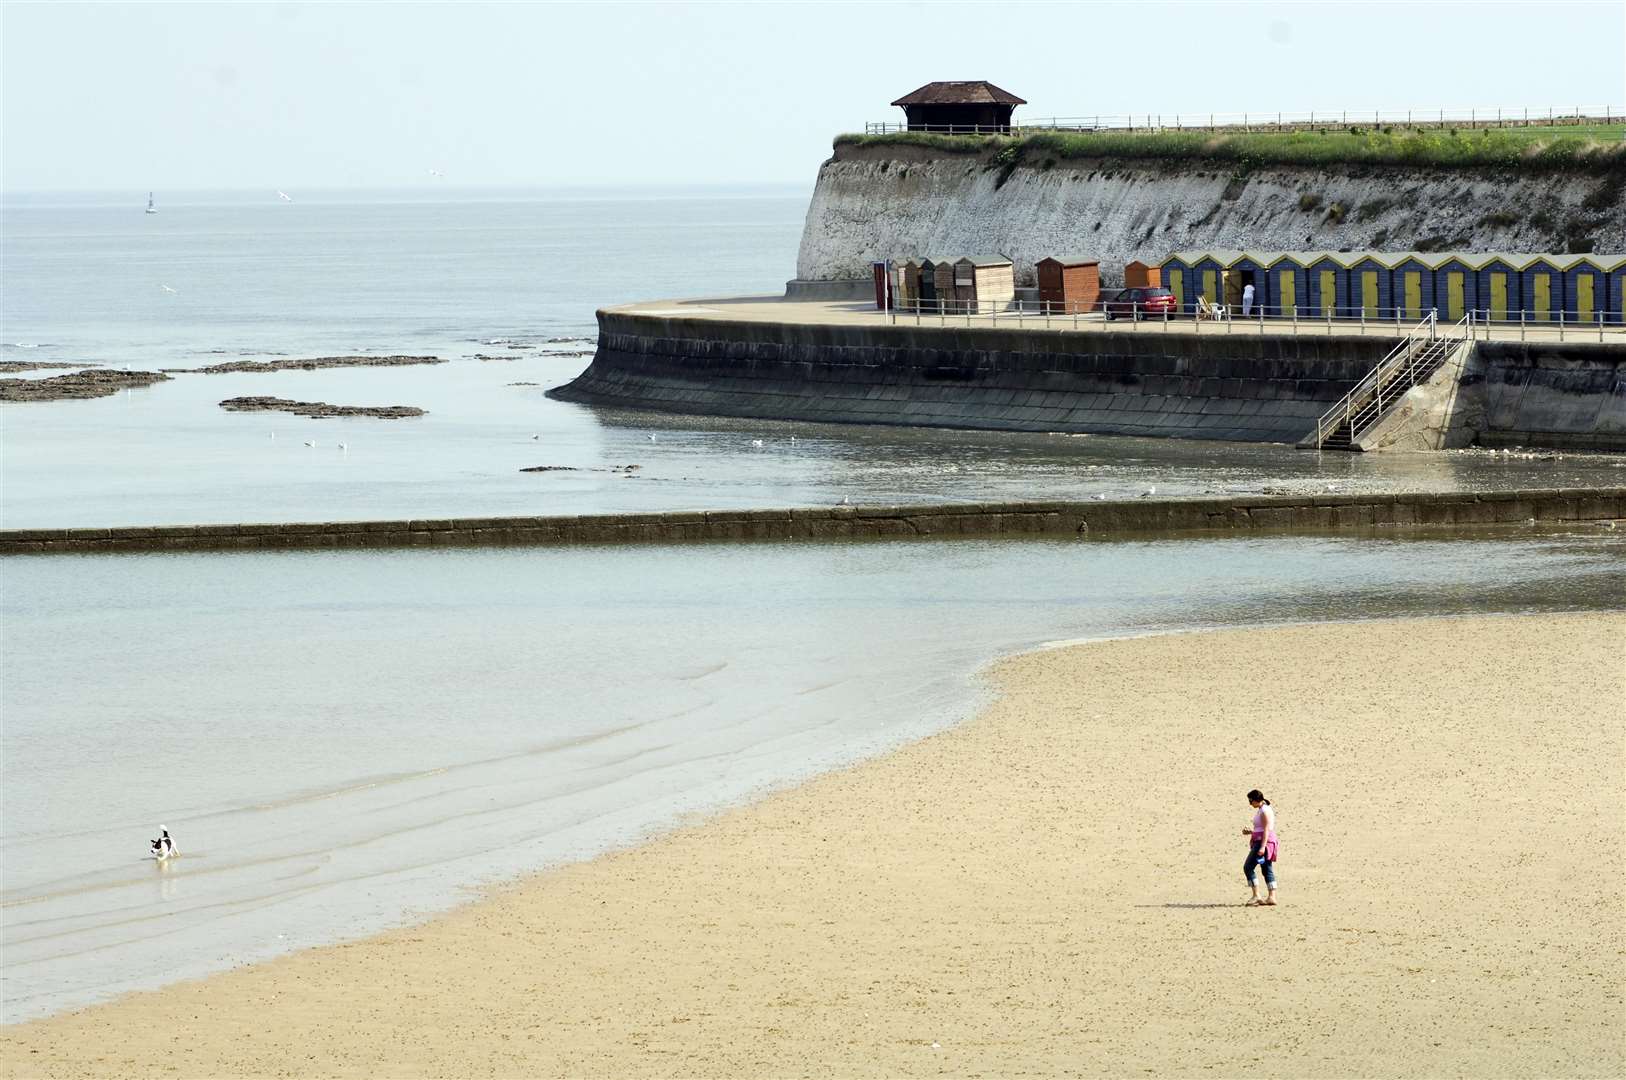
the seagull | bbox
[530,434,541,441]
[149,827,176,861]
[840,495,851,505]
[337,442,348,452]
[647,434,656,442]
[304,439,317,448]
[1139,485,1157,498]
[277,191,292,202]
[427,168,445,179]
[269,432,276,440]
[1092,493,1108,501]
[159,284,178,294]
[750,439,764,448]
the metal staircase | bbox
[1307,314,1471,451]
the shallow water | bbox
[6,188,1624,530]
[4,529,1623,1021]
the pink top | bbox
[1251,804,1279,861]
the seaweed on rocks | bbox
[1,369,170,402]
[218,396,425,419]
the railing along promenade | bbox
[864,104,1624,136]
[879,300,1626,343]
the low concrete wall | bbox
[784,278,872,301]
[1468,341,1626,451]
[553,311,1398,443]
[4,489,1621,556]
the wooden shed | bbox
[954,256,1015,314]
[1123,260,1162,289]
[1520,254,1566,322]
[932,257,965,313]
[893,259,921,311]
[891,81,1026,133]
[1430,254,1479,322]
[1036,257,1101,313]
[1476,254,1523,321]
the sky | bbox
[3,1,1623,192]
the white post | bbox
[1559,308,1564,342]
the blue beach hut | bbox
[1430,254,1479,322]
[1602,256,1626,328]
[1390,253,1437,322]
[1229,251,1275,315]
[1303,253,1347,318]
[1161,253,1199,314]
[1188,251,1242,311]
[1475,254,1522,322]
[1263,253,1310,318]
[1520,254,1566,323]
[1345,253,1395,320]
[1559,256,1608,324]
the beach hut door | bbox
[1224,270,1243,307]
[1446,273,1464,320]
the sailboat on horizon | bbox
[145,192,157,215]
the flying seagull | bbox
[277,191,292,202]
[159,284,178,294]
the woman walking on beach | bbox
[1242,789,1278,906]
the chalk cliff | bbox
[795,141,1626,287]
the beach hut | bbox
[893,259,921,312]
[1262,253,1312,318]
[1161,253,1199,314]
[1519,254,1566,323]
[1476,254,1523,322]
[1345,252,1395,320]
[1430,254,1479,322]
[1303,253,1347,318]
[1228,252,1277,315]
[932,257,965,313]
[1035,256,1101,314]
[1188,250,1243,312]
[1601,255,1626,327]
[1390,253,1438,322]
[954,256,1015,314]
[1123,260,1162,289]
[1557,255,1607,324]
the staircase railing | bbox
[1308,312,1472,448]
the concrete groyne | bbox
[3,489,1621,556]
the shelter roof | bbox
[891,81,1027,107]
[957,255,1013,267]
[1037,256,1100,267]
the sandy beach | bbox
[4,612,1622,1078]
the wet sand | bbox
[4,612,1622,1078]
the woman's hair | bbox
[1246,789,1270,805]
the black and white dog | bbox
[149,827,176,861]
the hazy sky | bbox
[4,1,1622,192]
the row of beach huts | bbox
[1160,250,1626,323]
[875,250,1626,323]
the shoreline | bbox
[4,610,1621,1077]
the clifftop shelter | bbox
[891,81,1026,133]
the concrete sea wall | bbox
[3,490,1622,556]
[554,312,1394,443]
[797,142,1626,286]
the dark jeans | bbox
[1244,841,1276,889]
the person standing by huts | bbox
[1242,789,1278,906]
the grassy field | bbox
[837,125,1626,173]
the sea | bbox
[3,186,1624,1022]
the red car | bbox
[1103,287,1179,320]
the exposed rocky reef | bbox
[0,369,171,402]
[218,396,425,419]
[0,360,103,374]
[179,355,443,375]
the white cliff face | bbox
[795,144,1626,286]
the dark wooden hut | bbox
[891,81,1026,133]
[1036,257,1101,313]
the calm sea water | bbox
[5,187,1625,528]
[3,189,1624,1023]
[4,530,1623,1021]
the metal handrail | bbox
[863,104,1623,136]
[1309,312,1472,447]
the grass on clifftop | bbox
[837,125,1626,173]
